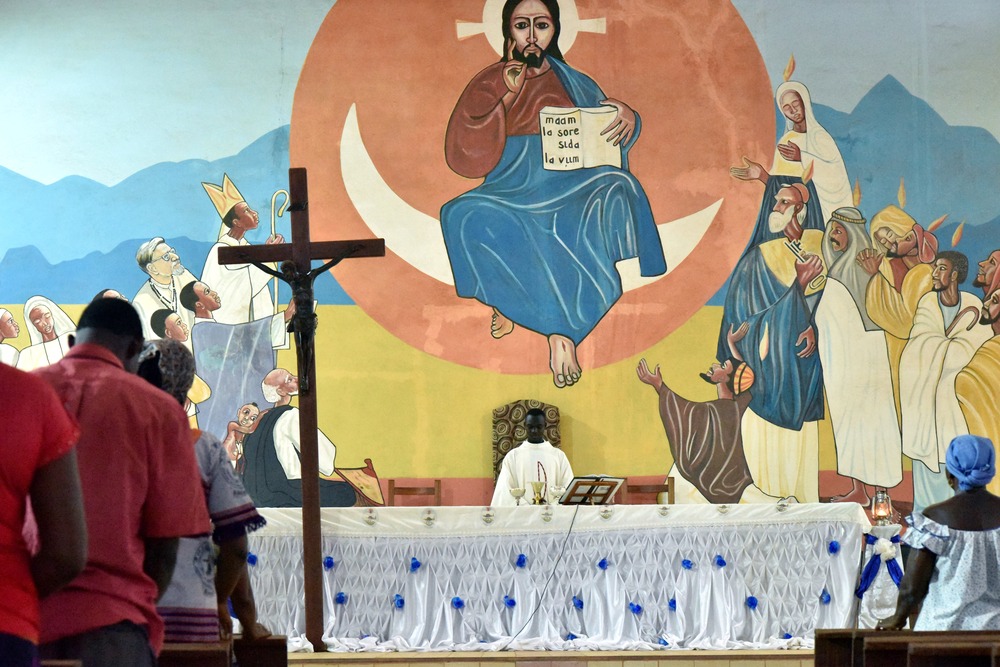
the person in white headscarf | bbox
[0,309,21,366]
[771,81,853,221]
[732,81,853,223]
[881,435,1000,631]
[16,296,76,372]
[814,207,901,502]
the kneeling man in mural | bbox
[637,323,778,504]
[240,368,358,508]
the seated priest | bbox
[491,408,574,506]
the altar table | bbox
[247,503,870,651]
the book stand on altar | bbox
[559,476,625,505]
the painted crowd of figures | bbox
[0,174,376,509]
[639,79,999,513]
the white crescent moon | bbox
[339,103,721,291]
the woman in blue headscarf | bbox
[880,435,1000,630]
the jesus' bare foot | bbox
[829,478,871,504]
[491,309,515,339]
[548,334,582,388]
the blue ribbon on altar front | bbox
[854,534,903,598]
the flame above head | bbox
[853,179,862,207]
[926,214,948,233]
[952,221,965,247]
[783,54,796,82]
[897,178,907,209]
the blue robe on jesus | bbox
[440,58,666,344]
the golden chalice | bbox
[530,481,545,505]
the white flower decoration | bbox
[874,537,897,562]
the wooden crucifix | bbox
[218,167,384,651]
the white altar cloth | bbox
[247,503,870,651]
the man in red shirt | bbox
[35,298,210,666]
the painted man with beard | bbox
[133,237,198,341]
[441,0,665,389]
[857,206,938,420]
[956,249,1000,495]
[814,207,901,503]
[900,251,990,510]
[718,182,825,502]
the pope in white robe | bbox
[199,173,281,325]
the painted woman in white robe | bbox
[15,296,75,372]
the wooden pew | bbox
[864,631,1000,666]
[815,628,863,667]
[815,629,1000,667]
[907,641,1000,667]
[232,634,288,667]
[41,661,82,667]
[157,640,231,667]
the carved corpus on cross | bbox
[218,167,384,651]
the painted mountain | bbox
[0,126,349,305]
[1,75,998,306]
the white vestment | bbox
[272,407,337,479]
[815,278,902,486]
[132,270,198,341]
[900,291,991,470]
[0,343,18,366]
[200,234,275,324]
[16,334,72,372]
[191,312,289,351]
[491,440,574,507]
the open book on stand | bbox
[539,105,622,171]
[558,475,625,505]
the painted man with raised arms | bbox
[441,0,665,388]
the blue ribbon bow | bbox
[854,534,903,598]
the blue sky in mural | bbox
[1,0,998,304]
[1,1,999,186]
[0,0,333,186]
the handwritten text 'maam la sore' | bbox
[542,115,580,165]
